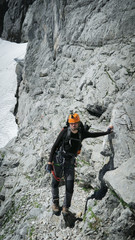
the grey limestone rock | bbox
[1,0,35,42]
[0,0,135,239]
[104,157,135,209]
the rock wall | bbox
[0,0,8,36]
[0,0,135,239]
[1,0,35,42]
[17,0,135,168]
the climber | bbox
[46,112,113,216]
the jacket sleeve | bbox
[49,129,66,163]
[82,130,110,140]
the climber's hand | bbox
[46,162,53,173]
[107,125,113,133]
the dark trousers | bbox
[51,163,75,208]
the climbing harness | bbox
[51,168,61,182]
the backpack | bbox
[61,121,90,155]
[54,121,90,167]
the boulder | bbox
[104,157,135,209]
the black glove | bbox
[46,163,53,173]
[107,126,113,133]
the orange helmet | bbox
[68,113,80,123]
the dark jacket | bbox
[49,127,110,162]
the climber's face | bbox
[70,122,79,133]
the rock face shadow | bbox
[85,133,115,212]
[62,211,83,228]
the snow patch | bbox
[0,39,27,148]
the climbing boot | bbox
[62,207,69,216]
[52,199,60,215]
[52,203,60,215]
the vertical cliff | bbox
[1,0,35,42]
[0,0,135,239]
